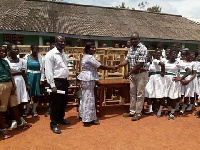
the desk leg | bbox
[99,86,104,117]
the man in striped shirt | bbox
[117,32,148,121]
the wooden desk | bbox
[96,79,130,117]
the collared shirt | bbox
[0,58,11,82]
[125,42,148,70]
[45,47,69,88]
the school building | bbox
[0,0,200,50]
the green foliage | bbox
[115,2,135,10]
[138,1,162,12]
[147,5,162,12]
[138,1,149,10]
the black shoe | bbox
[58,119,71,125]
[131,114,142,121]
[165,111,171,116]
[123,113,135,118]
[145,111,154,116]
[195,111,200,117]
[44,110,50,117]
[91,120,100,125]
[50,124,61,134]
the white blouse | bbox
[77,54,101,81]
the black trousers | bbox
[50,78,69,125]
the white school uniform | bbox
[179,60,196,97]
[145,59,165,98]
[164,60,185,99]
[194,61,200,96]
[6,58,29,104]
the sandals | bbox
[0,128,11,139]
[18,122,32,129]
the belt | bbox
[150,71,161,75]
[179,72,193,75]
[165,72,175,75]
[27,70,40,74]
[54,78,68,81]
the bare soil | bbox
[0,104,200,150]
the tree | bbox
[138,1,149,10]
[147,5,162,13]
[115,2,135,10]
[116,2,126,8]
[138,1,162,13]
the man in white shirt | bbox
[45,36,70,134]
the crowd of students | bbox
[145,46,200,120]
[0,43,44,139]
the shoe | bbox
[32,112,39,117]
[157,112,161,118]
[123,113,135,118]
[195,111,200,117]
[145,111,154,116]
[83,122,91,126]
[0,128,11,139]
[18,122,32,129]
[168,113,175,120]
[185,107,192,112]
[91,120,100,125]
[58,119,71,125]
[23,110,30,117]
[179,110,184,115]
[165,111,171,116]
[20,117,27,124]
[10,120,17,129]
[194,102,199,107]
[50,124,61,134]
[44,110,50,117]
[157,114,161,118]
[131,114,142,121]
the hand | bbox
[110,66,116,70]
[160,72,165,77]
[11,86,16,95]
[26,84,30,90]
[52,87,57,93]
[124,72,130,79]
[181,80,190,85]
[115,65,120,69]
[40,81,44,86]
[173,77,182,82]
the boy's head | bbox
[0,46,7,58]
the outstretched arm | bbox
[117,60,129,68]
[98,65,115,70]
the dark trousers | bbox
[50,78,69,125]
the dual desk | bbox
[96,79,130,117]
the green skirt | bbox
[27,72,45,97]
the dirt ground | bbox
[0,104,200,150]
